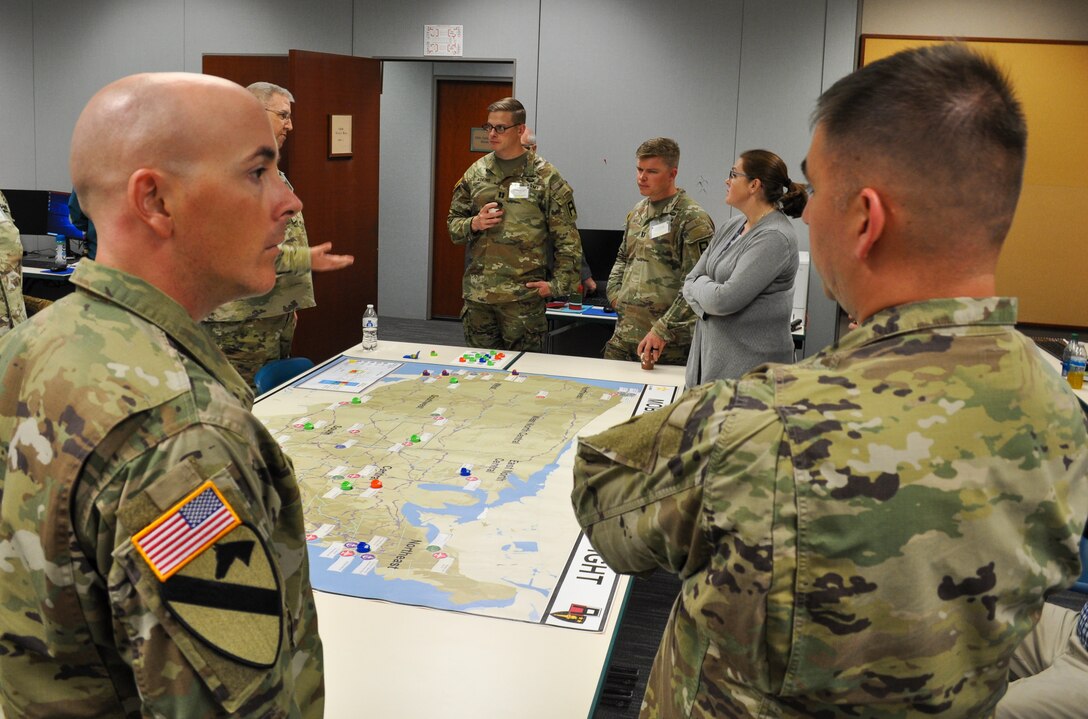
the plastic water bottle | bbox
[1068,336,1087,390]
[362,304,378,351]
[52,236,67,270]
[1062,333,1080,377]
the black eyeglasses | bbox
[482,123,520,135]
[266,108,292,122]
[728,169,753,180]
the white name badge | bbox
[509,182,530,200]
[650,220,670,238]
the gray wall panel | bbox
[536,0,742,231]
[183,0,354,70]
[0,0,37,188]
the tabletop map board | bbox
[257,355,677,631]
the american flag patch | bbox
[133,480,241,582]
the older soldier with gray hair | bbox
[0,73,324,717]
[573,44,1088,718]
[203,81,353,386]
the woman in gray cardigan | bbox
[682,149,807,386]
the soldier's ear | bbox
[854,187,886,260]
[128,168,173,239]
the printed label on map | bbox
[275,434,291,445]
[369,535,389,551]
[292,417,312,428]
[327,466,349,477]
[431,557,454,574]
[347,423,363,434]
[323,487,343,499]
[321,542,346,559]
[433,417,448,426]
[335,439,358,450]
[536,390,548,398]
[544,532,617,632]
[463,479,481,491]
[636,385,678,416]
[431,533,450,548]
[388,443,403,453]
[313,523,335,538]
[352,558,379,575]
[329,554,355,572]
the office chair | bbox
[254,356,315,395]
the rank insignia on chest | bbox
[133,480,242,582]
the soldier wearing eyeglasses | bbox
[447,97,582,351]
[202,81,353,386]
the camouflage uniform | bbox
[0,260,324,718]
[573,297,1088,719]
[448,150,582,351]
[0,191,28,338]
[605,189,713,364]
[203,171,315,386]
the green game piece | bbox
[351,396,362,404]
[487,360,494,366]
[340,481,353,491]
[450,378,459,384]
[427,545,441,552]
[303,422,314,430]
[430,350,438,356]
[410,434,421,443]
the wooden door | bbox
[203,55,291,177]
[287,50,381,362]
[430,79,513,318]
[203,50,381,363]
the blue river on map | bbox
[305,359,636,613]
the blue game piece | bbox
[358,542,371,553]
[459,467,471,476]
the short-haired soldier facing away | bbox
[572,44,1088,719]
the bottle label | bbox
[364,320,377,329]
[1071,357,1086,373]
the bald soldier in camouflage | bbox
[0,73,324,717]
[448,97,582,351]
[605,138,713,364]
[573,44,1088,719]
[203,82,353,387]
[0,190,29,338]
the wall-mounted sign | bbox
[424,24,463,56]
[328,114,352,158]
[470,127,490,153]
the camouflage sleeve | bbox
[687,229,793,316]
[447,174,477,246]
[0,211,28,338]
[275,213,312,278]
[74,418,322,718]
[653,211,715,342]
[546,176,582,297]
[572,384,732,578]
[606,215,632,307]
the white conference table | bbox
[253,340,686,719]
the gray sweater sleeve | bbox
[685,229,794,317]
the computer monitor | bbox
[0,189,49,235]
[46,191,85,243]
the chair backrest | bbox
[254,357,315,395]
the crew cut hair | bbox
[812,43,1026,247]
[637,137,680,169]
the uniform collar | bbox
[833,297,1018,354]
[70,260,254,407]
[484,149,538,180]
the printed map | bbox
[257,356,675,630]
